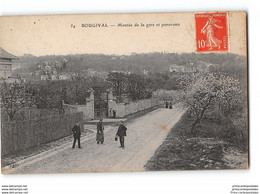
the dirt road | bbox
[5,105,186,174]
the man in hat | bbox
[116,121,127,149]
[72,122,82,149]
[96,119,105,144]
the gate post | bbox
[86,88,95,120]
[107,89,116,118]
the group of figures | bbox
[71,120,128,150]
[165,101,173,109]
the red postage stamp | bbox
[195,12,228,52]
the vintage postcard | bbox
[0,11,248,174]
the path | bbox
[3,105,186,174]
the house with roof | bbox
[0,47,17,79]
[169,60,216,74]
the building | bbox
[51,74,58,80]
[111,70,130,75]
[0,47,17,79]
[169,60,216,73]
[41,75,48,81]
[143,69,149,76]
[58,74,69,80]
[169,64,184,73]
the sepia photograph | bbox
[0,11,248,175]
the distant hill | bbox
[13,52,246,78]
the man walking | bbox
[72,122,82,149]
[116,121,127,149]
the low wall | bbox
[1,112,83,156]
[62,98,161,120]
[63,102,94,121]
[109,98,161,118]
[112,102,126,118]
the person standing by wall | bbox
[169,102,173,109]
[96,119,105,144]
[113,110,116,118]
[116,121,127,149]
[72,122,82,149]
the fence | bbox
[1,112,83,156]
[1,107,63,122]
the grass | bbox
[145,113,248,171]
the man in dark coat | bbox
[96,119,104,144]
[72,123,82,149]
[116,121,127,149]
[165,101,169,108]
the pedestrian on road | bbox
[116,121,127,149]
[165,101,169,108]
[72,122,82,149]
[96,119,105,144]
[169,102,173,109]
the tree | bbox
[106,72,153,102]
[178,73,242,132]
[0,80,34,120]
[106,72,128,101]
[127,74,152,101]
[146,72,170,91]
[64,58,89,104]
[29,81,65,112]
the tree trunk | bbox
[190,106,207,133]
[191,118,200,133]
[190,98,213,133]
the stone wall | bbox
[62,89,161,120]
[108,98,161,118]
[62,88,95,121]
[63,103,94,121]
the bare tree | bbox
[107,72,128,101]
[64,58,89,104]
[0,80,34,121]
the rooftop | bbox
[0,47,17,59]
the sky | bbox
[0,12,247,57]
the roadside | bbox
[1,128,94,169]
[145,112,248,171]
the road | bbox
[4,105,186,174]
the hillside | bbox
[12,52,247,80]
